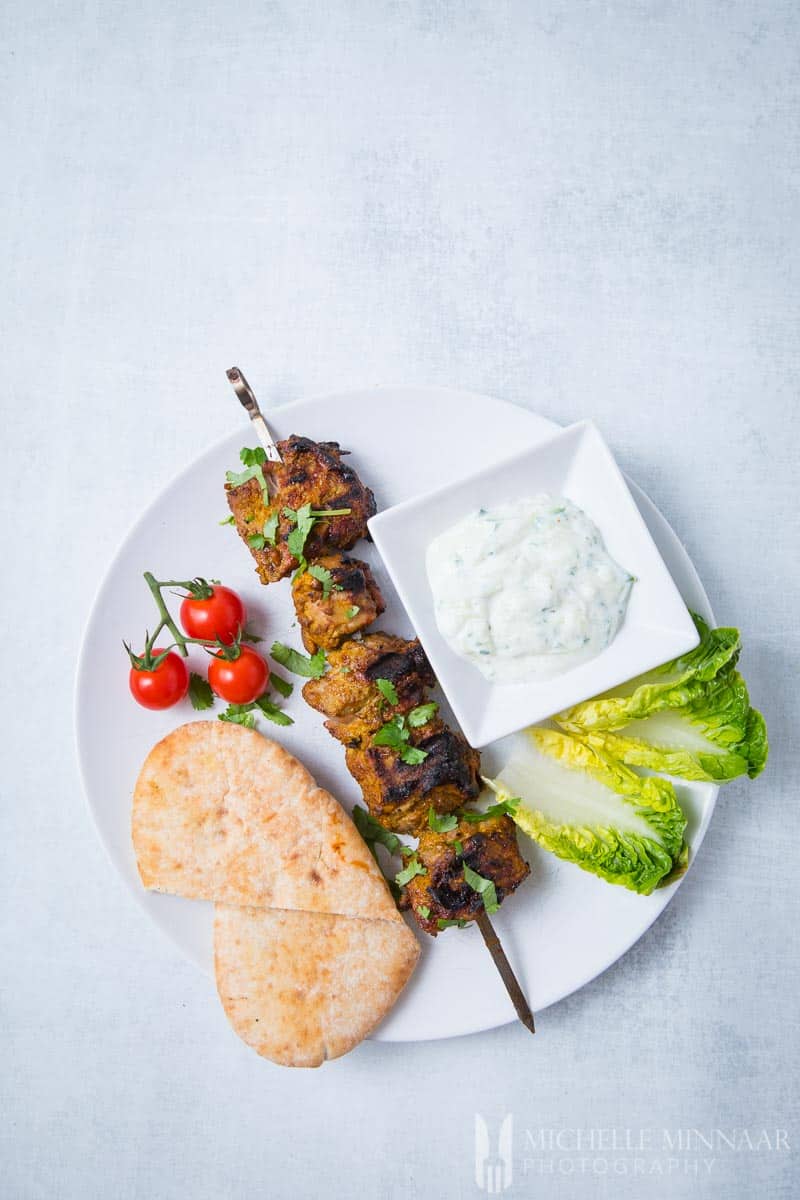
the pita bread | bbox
[132,721,400,923]
[214,904,419,1067]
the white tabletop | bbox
[3,2,797,1197]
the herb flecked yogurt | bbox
[426,495,634,684]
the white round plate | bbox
[76,387,717,1042]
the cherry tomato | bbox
[208,645,269,704]
[129,648,189,710]
[180,585,246,645]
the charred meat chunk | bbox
[226,436,377,584]
[405,815,530,935]
[344,720,482,835]
[291,554,385,652]
[302,633,435,742]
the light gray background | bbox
[3,2,798,1198]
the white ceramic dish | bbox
[75,386,717,1043]
[368,419,699,747]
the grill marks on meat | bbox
[291,554,385,652]
[345,721,482,834]
[405,816,530,935]
[303,633,434,739]
[303,634,480,834]
[226,436,377,584]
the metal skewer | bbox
[476,911,535,1034]
[226,367,283,462]
[226,367,534,1035]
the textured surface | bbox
[2,1,798,1198]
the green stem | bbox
[143,572,189,657]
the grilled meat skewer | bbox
[225,431,530,937]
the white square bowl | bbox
[367,419,699,747]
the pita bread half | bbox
[132,721,400,924]
[214,903,420,1066]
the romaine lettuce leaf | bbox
[584,673,768,781]
[556,613,740,734]
[486,728,687,895]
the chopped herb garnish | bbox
[240,446,267,467]
[407,702,438,728]
[395,857,427,887]
[262,512,279,545]
[371,697,436,764]
[400,746,428,765]
[281,502,352,567]
[247,533,266,549]
[428,807,458,833]
[437,918,469,930]
[346,605,360,619]
[253,695,293,727]
[453,839,464,856]
[352,805,411,860]
[417,905,431,919]
[308,563,335,599]
[375,678,399,705]
[188,672,214,711]
[371,715,406,750]
[270,641,327,678]
[269,671,293,698]
[463,864,500,914]
[218,704,257,728]
[460,796,520,823]
[219,515,235,526]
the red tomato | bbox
[129,648,189,710]
[180,585,246,644]
[208,645,269,704]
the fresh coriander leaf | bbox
[247,534,266,549]
[263,512,279,545]
[240,446,267,467]
[287,525,308,560]
[308,563,334,599]
[372,716,408,750]
[453,839,464,856]
[400,745,429,765]
[188,672,214,711]
[225,466,258,486]
[463,864,500,914]
[460,797,520,823]
[254,695,293,727]
[352,805,404,858]
[417,905,431,919]
[269,671,293,698]
[346,605,360,619]
[437,918,469,930]
[375,678,399,705]
[271,641,327,678]
[395,857,427,887]
[219,515,235,526]
[428,807,458,833]
[407,702,438,728]
[218,704,256,728]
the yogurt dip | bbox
[426,495,633,683]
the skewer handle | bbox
[476,911,535,1035]
[226,367,283,462]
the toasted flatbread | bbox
[132,721,400,924]
[214,904,419,1067]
